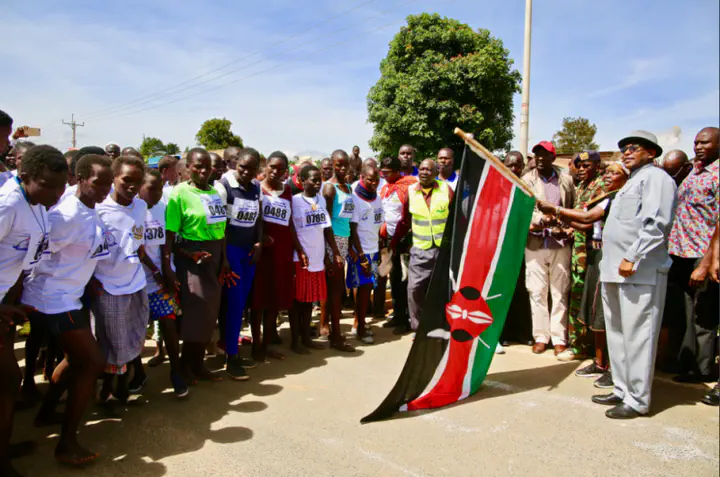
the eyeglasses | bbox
[620,144,643,154]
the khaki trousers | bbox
[525,246,571,346]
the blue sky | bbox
[2,0,718,157]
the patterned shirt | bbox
[668,159,719,258]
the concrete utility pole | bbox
[519,0,533,159]
[62,114,85,148]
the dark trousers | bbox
[390,251,409,326]
[666,255,720,377]
[500,262,533,344]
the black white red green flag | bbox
[361,141,535,423]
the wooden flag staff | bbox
[453,127,536,198]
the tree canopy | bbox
[552,117,599,154]
[138,137,181,157]
[367,13,521,160]
[195,118,243,151]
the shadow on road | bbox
[11,312,403,476]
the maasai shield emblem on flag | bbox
[362,139,535,423]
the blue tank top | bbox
[331,183,353,237]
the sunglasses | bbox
[620,144,643,154]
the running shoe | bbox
[128,375,148,394]
[494,343,506,355]
[593,370,614,389]
[225,356,250,381]
[170,372,189,398]
[239,357,257,369]
[359,335,374,345]
[575,362,606,378]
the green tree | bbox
[139,137,166,157]
[195,118,243,150]
[367,13,521,159]
[552,117,599,154]
[165,142,180,155]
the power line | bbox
[61,114,84,148]
[75,0,378,121]
[91,17,407,123]
[83,0,417,123]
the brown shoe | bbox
[532,342,546,354]
[553,344,567,356]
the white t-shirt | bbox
[59,184,77,204]
[292,194,331,272]
[350,193,384,255]
[22,195,113,314]
[94,196,148,295]
[143,202,169,295]
[162,183,174,205]
[0,170,12,188]
[0,178,50,301]
[381,189,404,237]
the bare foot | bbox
[320,326,330,337]
[251,350,267,363]
[291,343,310,355]
[55,439,99,467]
[266,348,286,360]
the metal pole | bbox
[62,113,85,148]
[519,0,533,159]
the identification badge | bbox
[338,197,354,219]
[263,196,291,226]
[201,194,227,224]
[230,198,259,228]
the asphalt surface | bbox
[11,320,719,477]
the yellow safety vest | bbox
[408,180,450,250]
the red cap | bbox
[532,141,556,155]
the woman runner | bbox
[215,148,264,379]
[138,170,188,397]
[166,148,234,383]
[321,150,356,352]
[1,145,67,476]
[91,156,149,406]
[22,152,110,467]
[250,152,294,361]
[291,164,343,353]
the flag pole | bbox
[453,127,535,198]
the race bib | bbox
[338,196,354,219]
[201,194,227,225]
[362,207,384,225]
[263,196,291,226]
[230,198,259,228]
[144,219,165,247]
[303,208,330,228]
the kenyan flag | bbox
[362,143,535,422]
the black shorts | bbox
[29,308,91,335]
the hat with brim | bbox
[618,130,663,158]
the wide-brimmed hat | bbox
[618,130,662,158]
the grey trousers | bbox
[601,271,668,414]
[408,246,439,331]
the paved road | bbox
[12,322,719,477]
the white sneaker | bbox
[556,349,576,362]
[349,327,373,337]
[360,335,374,344]
[494,343,506,355]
